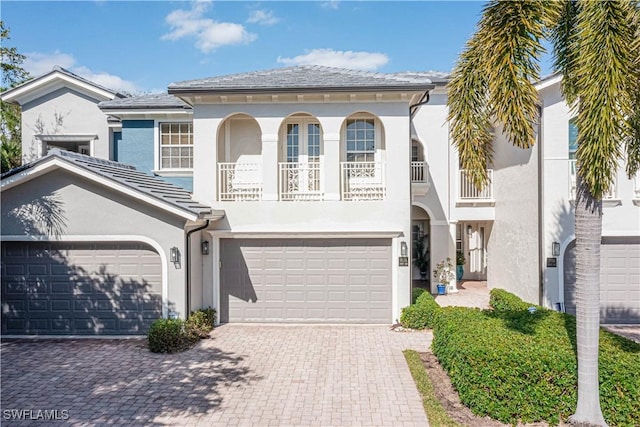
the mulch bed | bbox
[419,351,563,427]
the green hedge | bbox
[489,288,533,312]
[400,291,441,329]
[431,297,640,426]
[187,307,216,338]
[412,287,427,304]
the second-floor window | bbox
[160,123,193,169]
[346,118,375,162]
[569,119,578,160]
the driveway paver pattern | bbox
[1,325,431,426]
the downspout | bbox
[185,219,210,317]
[537,104,545,306]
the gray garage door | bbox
[564,237,640,324]
[220,238,392,323]
[1,241,162,335]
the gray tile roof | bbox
[2,150,211,219]
[99,93,192,110]
[168,65,436,93]
[391,71,450,84]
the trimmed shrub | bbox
[147,318,198,353]
[187,307,216,338]
[412,287,427,304]
[489,288,532,312]
[431,305,640,426]
[400,291,441,329]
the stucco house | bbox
[1,65,638,335]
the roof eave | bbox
[167,84,436,96]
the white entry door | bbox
[465,223,487,280]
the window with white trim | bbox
[346,118,375,162]
[160,123,193,169]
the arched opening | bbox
[411,205,431,288]
[277,113,324,200]
[339,112,386,200]
[216,114,262,201]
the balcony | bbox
[218,162,262,201]
[411,161,430,197]
[569,160,617,204]
[341,162,385,201]
[279,162,322,201]
[459,169,493,200]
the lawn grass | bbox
[403,350,463,427]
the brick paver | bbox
[1,325,431,426]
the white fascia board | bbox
[212,231,403,239]
[102,109,193,119]
[1,159,200,221]
[535,74,563,92]
[1,72,116,105]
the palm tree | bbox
[447,1,639,426]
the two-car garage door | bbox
[564,237,640,324]
[1,241,163,335]
[219,238,392,323]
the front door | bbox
[464,222,488,280]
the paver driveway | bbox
[1,325,431,426]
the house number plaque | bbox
[546,257,557,268]
[399,257,409,266]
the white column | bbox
[193,116,221,204]
[262,133,279,201]
[448,222,459,293]
[323,132,341,200]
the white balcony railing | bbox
[218,162,262,201]
[569,160,616,200]
[411,161,429,183]
[459,169,493,199]
[279,162,322,201]
[341,162,385,201]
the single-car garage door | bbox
[220,238,392,323]
[1,241,163,335]
[564,236,640,324]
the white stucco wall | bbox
[21,87,112,162]
[192,100,413,321]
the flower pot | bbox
[437,283,447,295]
[456,265,464,280]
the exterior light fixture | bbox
[552,242,560,257]
[170,247,180,263]
[201,240,210,255]
[467,225,473,236]
[400,241,408,257]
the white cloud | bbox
[247,9,279,26]
[321,1,340,10]
[277,48,389,71]
[23,51,140,94]
[162,1,257,53]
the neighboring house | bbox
[1,66,638,335]
[0,66,126,162]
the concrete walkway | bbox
[434,280,490,309]
[1,325,431,426]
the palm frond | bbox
[624,2,640,178]
[573,0,637,198]
[550,0,581,104]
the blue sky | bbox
[3,1,551,94]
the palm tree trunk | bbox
[568,175,607,427]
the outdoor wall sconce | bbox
[400,241,408,257]
[467,225,473,236]
[201,240,210,255]
[170,247,180,263]
[552,242,560,257]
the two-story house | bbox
[1,66,638,336]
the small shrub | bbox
[187,307,216,338]
[147,318,198,353]
[412,287,427,304]
[400,291,441,329]
[489,288,532,312]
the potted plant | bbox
[413,236,429,280]
[433,257,456,295]
[456,251,465,281]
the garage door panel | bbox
[564,238,640,324]
[221,238,391,323]
[1,242,162,335]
